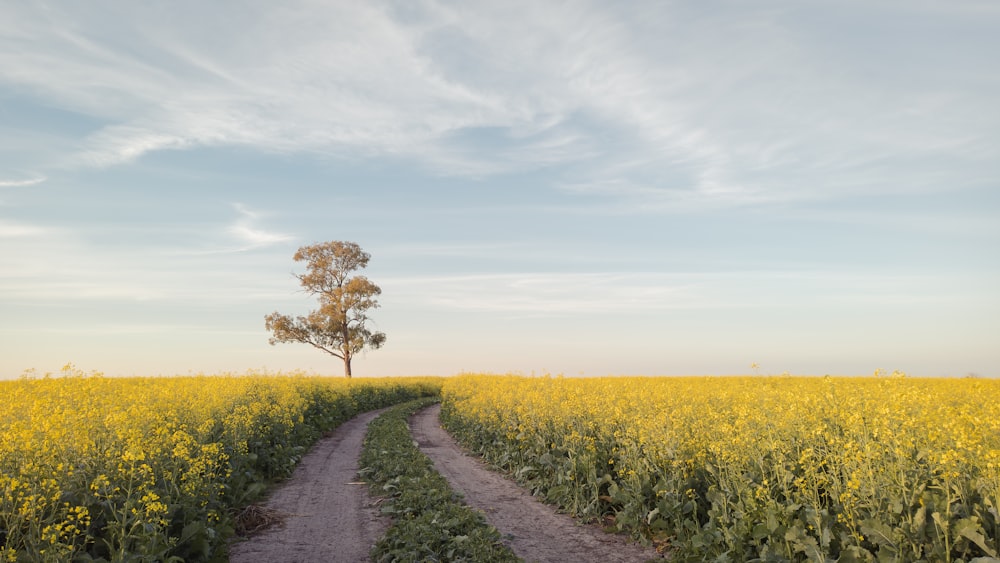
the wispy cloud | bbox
[0,220,51,237]
[228,225,293,247]
[227,203,293,249]
[0,176,47,188]
[1,1,996,208]
[381,269,986,317]
[0,323,264,336]
[0,228,295,304]
[383,272,706,315]
[76,127,192,167]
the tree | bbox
[265,241,386,377]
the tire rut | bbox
[410,404,661,563]
[229,408,390,563]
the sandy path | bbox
[229,408,389,563]
[411,404,661,563]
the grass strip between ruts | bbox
[360,398,521,563]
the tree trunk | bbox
[342,325,352,378]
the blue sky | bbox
[1,1,998,378]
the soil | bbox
[228,408,390,563]
[230,404,662,563]
[411,404,662,563]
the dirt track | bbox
[230,404,660,562]
[411,404,660,563]
[228,408,390,563]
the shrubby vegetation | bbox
[9,368,998,562]
[0,366,440,562]
[441,374,1000,562]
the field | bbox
[0,367,440,562]
[4,370,998,562]
[441,374,1000,562]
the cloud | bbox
[382,272,706,315]
[0,176,47,188]
[1,1,996,208]
[0,323,262,336]
[0,220,51,238]
[76,127,192,167]
[378,267,991,320]
[0,224,294,304]
[228,224,293,247]
[227,203,293,249]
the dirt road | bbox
[228,408,390,563]
[230,404,660,562]
[410,404,661,563]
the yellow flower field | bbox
[441,374,1000,562]
[0,366,441,562]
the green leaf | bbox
[875,545,899,563]
[912,505,927,534]
[836,545,874,563]
[954,516,998,558]
[645,506,660,524]
[860,519,897,549]
[766,506,781,533]
[785,525,823,561]
[514,465,536,478]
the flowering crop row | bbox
[0,367,441,562]
[440,375,1000,562]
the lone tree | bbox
[265,241,386,377]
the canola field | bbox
[441,375,1000,562]
[0,368,441,562]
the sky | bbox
[1,1,998,378]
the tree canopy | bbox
[265,241,386,377]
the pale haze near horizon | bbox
[1,1,998,378]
